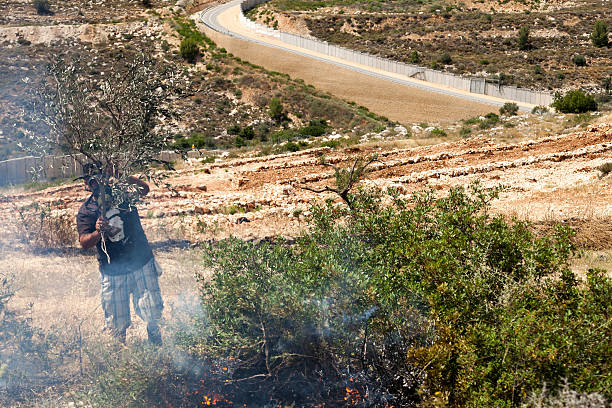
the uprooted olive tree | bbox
[25,53,182,210]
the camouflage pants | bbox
[100,258,164,335]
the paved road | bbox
[199,1,531,122]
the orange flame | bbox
[344,386,362,404]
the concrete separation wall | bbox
[0,151,200,186]
[238,0,553,106]
[0,155,84,186]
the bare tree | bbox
[24,53,181,210]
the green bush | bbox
[227,124,241,135]
[192,182,611,406]
[590,20,609,48]
[298,119,329,137]
[239,125,255,140]
[459,126,472,137]
[499,102,519,116]
[179,37,199,63]
[479,112,500,128]
[429,127,447,137]
[409,50,421,64]
[234,135,246,147]
[573,55,587,66]
[518,25,531,50]
[534,64,543,75]
[283,141,300,152]
[552,90,598,113]
[268,97,285,123]
[532,105,549,114]
[269,129,298,144]
[173,133,216,150]
[439,53,453,65]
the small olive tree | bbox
[25,53,181,211]
[518,25,531,50]
[590,20,609,48]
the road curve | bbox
[198,1,531,123]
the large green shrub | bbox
[180,37,199,63]
[194,182,611,406]
[552,90,598,113]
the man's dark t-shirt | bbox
[76,194,153,275]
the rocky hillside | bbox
[249,0,611,94]
[0,0,388,161]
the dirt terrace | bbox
[2,120,611,249]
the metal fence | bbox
[239,0,553,106]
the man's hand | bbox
[127,176,150,197]
[96,218,110,234]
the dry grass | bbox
[0,245,205,346]
[571,250,612,280]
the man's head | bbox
[77,163,102,194]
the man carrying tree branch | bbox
[76,164,163,345]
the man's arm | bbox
[79,218,109,249]
[127,176,150,196]
[80,230,101,249]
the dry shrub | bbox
[14,202,77,249]
[598,162,612,177]
[532,218,612,250]
[524,380,608,408]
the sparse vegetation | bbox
[257,1,612,92]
